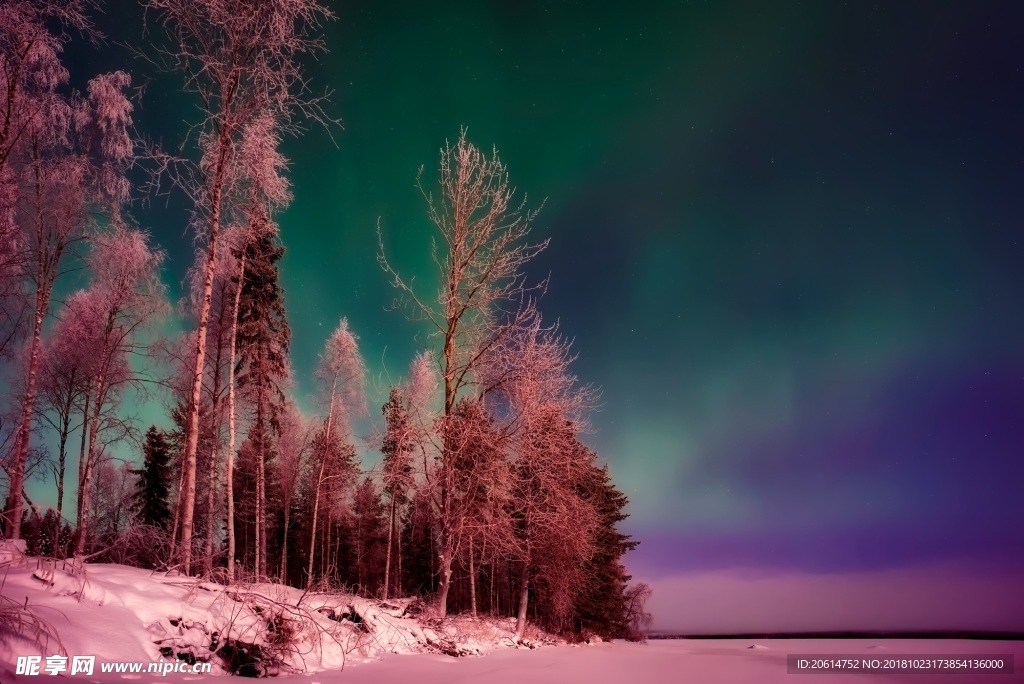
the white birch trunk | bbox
[225,251,245,582]
[180,134,231,575]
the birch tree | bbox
[181,234,233,574]
[3,67,134,539]
[73,226,166,554]
[1,1,93,362]
[378,130,547,616]
[146,0,332,573]
[35,293,94,548]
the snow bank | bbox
[0,551,554,679]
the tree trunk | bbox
[180,135,231,575]
[355,514,363,591]
[396,517,402,597]
[431,313,458,613]
[204,438,217,575]
[3,288,48,539]
[306,458,323,588]
[515,563,529,640]
[255,390,265,579]
[52,405,71,555]
[225,251,245,582]
[325,516,333,583]
[75,387,91,549]
[489,559,495,616]
[435,540,454,619]
[306,390,335,587]
[469,537,477,618]
[76,324,114,556]
[169,425,187,560]
[279,503,290,582]
[383,490,396,599]
[428,511,435,594]
[203,305,226,576]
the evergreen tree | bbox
[572,459,639,639]
[380,386,413,598]
[401,489,436,597]
[234,223,290,578]
[349,476,387,593]
[133,426,172,529]
[21,511,43,556]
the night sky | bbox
[58,1,1024,631]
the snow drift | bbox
[0,541,558,678]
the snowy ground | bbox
[2,542,1021,683]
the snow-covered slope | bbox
[0,541,555,679]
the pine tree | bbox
[133,426,172,529]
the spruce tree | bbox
[381,386,413,598]
[133,426,173,529]
[350,476,387,593]
[234,224,290,578]
[572,458,639,639]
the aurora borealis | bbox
[54,1,1024,631]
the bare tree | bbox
[378,130,547,616]
[89,458,135,543]
[145,0,333,574]
[624,583,654,640]
[34,295,93,550]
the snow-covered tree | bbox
[3,64,135,539]
[378,130,547,616]
[483,315,599,638]
[34,306,92,547]
[221,114,292,580]
[71,226,166,554]
[306,318,365,587]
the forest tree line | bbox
[0,0,651,640]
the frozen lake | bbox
[275,638,1024,684]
